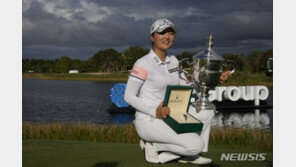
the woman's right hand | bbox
[156,101,170,119]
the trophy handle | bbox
[179,58,193,77]
[221,60,237,74]
[179,58,190,73]
[179,58,201,92]
[191,82,201,92]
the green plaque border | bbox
[163,85,203,134]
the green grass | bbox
[219,72,273,89]
[210,127,272,151]
[22,71,272,88]
[23,140,273,167]
[22,122,140,144]
[22,72,129,82]
[23,122,272,151]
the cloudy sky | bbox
[22,0,273,59]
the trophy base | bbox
[191,100,216,113]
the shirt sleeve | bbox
[124,60,157,117]
[129,60,148,82]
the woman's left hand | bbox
[219,70,232,83]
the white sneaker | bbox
[178,155,213,165]
[144,142,160,163]
[140,139,145,150]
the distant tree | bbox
[21,48,273,74]
[176,52,195,61]
[246,50,263,72]
[90,48,121,73]
[90,52,103,72]
[80,60,95,72]
[175,52,195,70]
[259,49,273,71]
[72,59,82,71]
[222,54,244,71]
[41,60,54,73]
[123,46,149,70]
[22,59,30,72]
[30,59,45,73]
[105,49,121,73]
[119,53,128,71]
[242,49,272,73]
[54,56,73,73]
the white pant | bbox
[134,107,215,163]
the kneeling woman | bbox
[124,19,230,164]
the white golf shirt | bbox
[125,49,189,119]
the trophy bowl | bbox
[180,35,236,113]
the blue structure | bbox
[107,83,273,125]
[109,83,134,123]
[110,83,130,108]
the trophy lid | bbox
[193,34,224,61]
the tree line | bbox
[22,46,272,73]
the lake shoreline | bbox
[22,72,129,82]
[23,72,273,89]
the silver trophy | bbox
[180,35,236,112]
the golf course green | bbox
[23,140,272,167]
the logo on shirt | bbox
[130,66,148,81]
[153,56,159,63]
[168,67,179,73]
[131,69,139,74]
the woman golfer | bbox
[124,18,231,164]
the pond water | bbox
[23,78,272,128]
[23,78,115,124]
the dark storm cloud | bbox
[22,0,272,59]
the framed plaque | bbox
[163,85,203,134]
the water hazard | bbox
[23,78,272,128]
[23,78,115,124]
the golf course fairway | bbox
[23,140,272,167]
